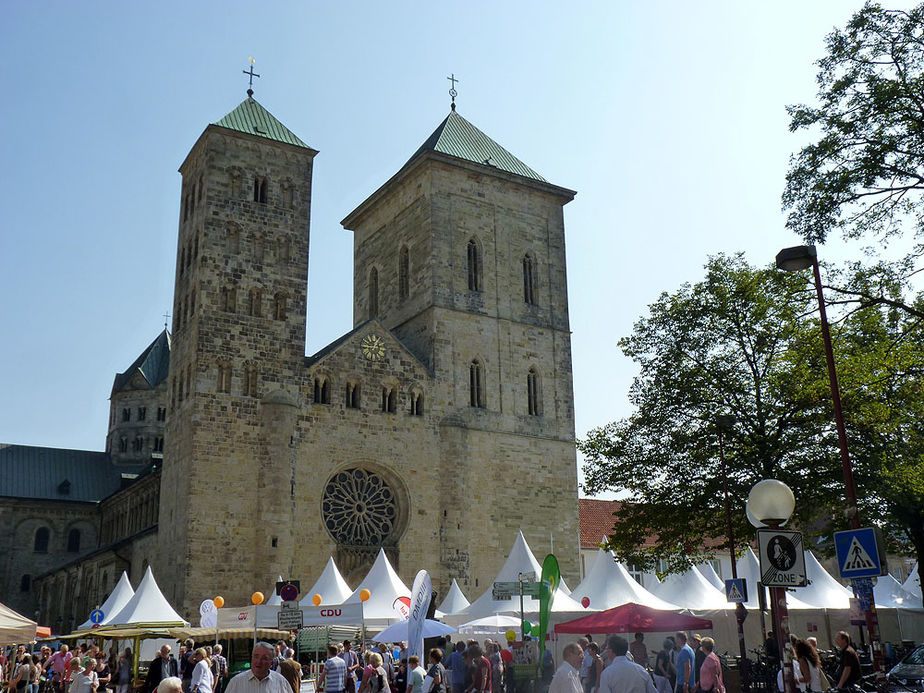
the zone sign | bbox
[757,528,807,587]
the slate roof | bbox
[113,330,171,393]
[212,97,312,150]
[0,444,147,503]
[406,108,547,183]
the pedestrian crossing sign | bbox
[725,578,748,603]
[834,527,887,579]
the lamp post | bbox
[775,244,884,676]
[748,479,797,693]
[716,415,749,693]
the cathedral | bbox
[2,86,580,629]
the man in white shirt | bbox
[599,636,656,693]
[225,643,290,693]
[549,644,584,693]
[577,638,591,687]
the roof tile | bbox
[213,97,312,150]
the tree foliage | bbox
[580,255,924,594]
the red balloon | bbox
[581,596,590,608]
[500,649,513,663]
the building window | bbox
[523,253,536,305]
[33,527,49,553]
[398,245,409,302]
[467,239,482,291]
[218,362,232,394]
[157,407,167,422]
[346,382,361,409]
[274,292,287,320]
[67,529,81,553]
[254,232,265,262]
[179,246,186,276]
[627,563,644,585]
[20,575,31,592]
[249,288,262,317]
[221,286,237,313]
[254,176,268,203]
[278,237,291,264]
[119,437,127,453]
[244,364,258,397]
[470,359,485,408]
[132,435,144,452]
[122,408,131,422]
[227,226,240,253]
[410,391,424,416]
[368,267,379,318]
[381,387,396,413]
[314,377,330,404]
[527,367,541,416]
[138,406,146,421]
[153,437,164,452]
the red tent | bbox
[554,602,713,634]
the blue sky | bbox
[0,2,884,493]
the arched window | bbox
[410,391,424,416]
[221,286,237,313]
[346,382,361,409]
[314,377,330,404]
[470,359,485,408]
[119,437,128,453]
[20,575,31,592]
[368,267,379,318]
[67,528,81,553]
[34,527,49,553]
[253,176,268,203]
[274,292,287,320]
[527,367,541,416]
[249,288,262,317]
[523,253,536,305]
[398,246,410,302]
[278,237,291,264]
[244,364,258,397]
[381,387,396,413]
[226,225,240,253]
[217,362,232,394]
[467,239,482,291]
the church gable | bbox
[306,320,431,414]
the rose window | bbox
[322,468,398,545]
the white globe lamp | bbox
[747,479,795,527]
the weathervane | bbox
[243,57,260,97]
[447,73,459,110]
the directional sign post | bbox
[834,528,886,579]
[757,529,807,587]
[724,578,748,604]
[89,609,104,625]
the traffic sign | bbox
[277,608,303,630]
[725,578,748,603]
[89,609,104,624]
[279,584,299,602]
[492,579,542,601]
[757,529,807,587]
[276,580,301,598]
[834,528,886,579]
[851,577,875,610]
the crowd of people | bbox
[1,643,133,693]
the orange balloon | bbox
[251,591,264,605]
[312,594,322,606]
[359,589,371,602]
[213,596,225,609]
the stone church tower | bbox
[156,92,579,616]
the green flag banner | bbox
[538,553,560,659]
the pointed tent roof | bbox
[651,567,731,610]
[436,579,470,615]
[79,571,135,628]
[697,562,725,592]
[266,576,284,606]
[873,574,921,609]
[789,552,851,609]
[574,549,680,611]
[343,549,411,620]
[212,97,312,150]
[300,557,353,607]
[457,531,584,617]
[106,566,187,627]
[407,109,546,183]
[0,601,36,645]
[112,330,171,393]
[903,563,922,599]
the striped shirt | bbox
[323,656,347,692]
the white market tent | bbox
[300,557,353,607]
[343,548,411,622]
[437,578,470,615]
[266,576,284,606]
[452,530,584,620]
[559,576,572,595]
[106,566,188,627]
[874,574,921,609]
[457,614,520,635]
[697,562,725,592]
[904,563,922,600]
[651,567,731,610]
[0,601,37,645]
[790,552,852,609]
[78,571,135,629]
[574,548,680,610]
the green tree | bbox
[783,2,924,318]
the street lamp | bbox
[716,415,750,693]
[748,479,797,693]
[776,244,884,676]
